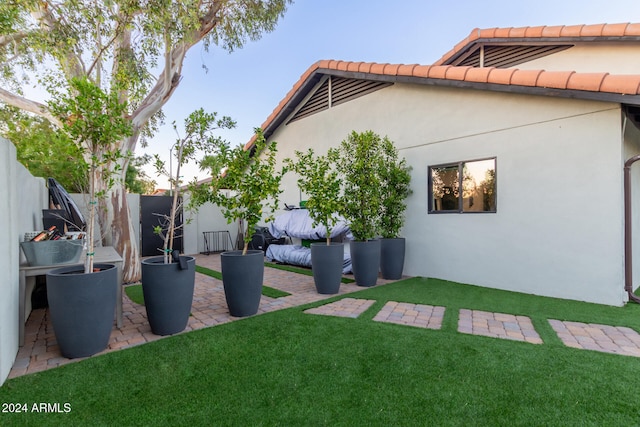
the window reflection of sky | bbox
[464,159,494,184]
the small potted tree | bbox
[142,108,235,335]
[336,130,384,287]
[45,77,132,358]
[191,128,282,317]
[378,137,412,280]
[284,148,344,294]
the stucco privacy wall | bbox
[188,193,239,254]
[1,137,48,386]
[271,82,626,305]
[144,192,237,256]
[0,137,17,386]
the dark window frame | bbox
[428,157,497,214]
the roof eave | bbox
[261,70,325,141]
[260,69,640,140]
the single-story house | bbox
[249,22,640,306]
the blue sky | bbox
[144,0,640,188]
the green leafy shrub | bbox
[335,130,385,241]
[284,148,342,245]
[378,137,412,238]
[191,129,282,255]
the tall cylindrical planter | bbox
[311,242,344,294]
[46,263,117,359]
[220,250,264,317]
[380,237,406,280]
[141,256,196,336]
[350,239,381,287]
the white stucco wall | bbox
[18,167,49,324]
[1,137,49,386]
[516,43,640,74]
[270,82,627,305]
[188,191,239,254]
[0,137,18,386]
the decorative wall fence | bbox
[0,136,237,385]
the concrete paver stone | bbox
[372,301,445,330]
[458,309,543,344]
[549,319,640,357]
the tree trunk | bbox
[97,162,141,283]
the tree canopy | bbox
[0,105,87,192]
[0,0,293,281]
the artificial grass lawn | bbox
[124,284,145,305]
[4,277,640,425]
[124,265,291,305]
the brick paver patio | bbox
[10,254,396,379]
[12,256,640,380]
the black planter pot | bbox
[380,237,406,280]
[220,250,264,317]
[141,256,196,336]
[311,242,344,294]
[350,239,381,287]
[46,263,117,358]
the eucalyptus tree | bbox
[0,0,292,281]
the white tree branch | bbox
[130,42,187,136]
[0,87,63,128]
[129,1,223,150]
[31,3,85,79]
[0,31,30,49]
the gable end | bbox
[287,76,392,124]
[451,44,572,68]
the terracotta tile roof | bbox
[434,22,640,66]
[247,23,640,149]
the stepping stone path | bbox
[549,320,640,357]
[373,301,445,330]
[457,309,543,344]
[306,300,640,358]
[304,298,376,318]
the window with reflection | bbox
[429,158,496,213]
